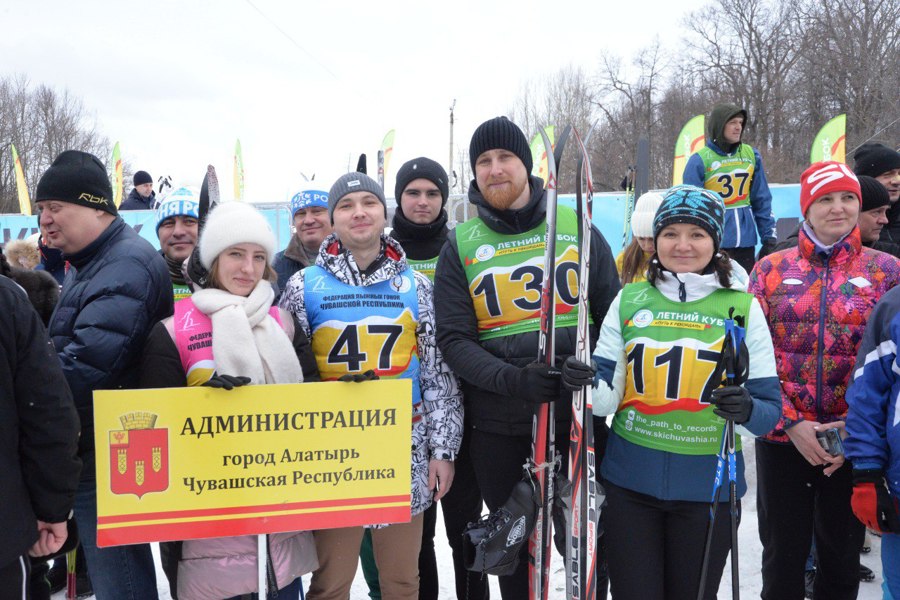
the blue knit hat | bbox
[289,188,329,218]
[155,187,199,233]
[653,185,725,249]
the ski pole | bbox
[726,312,746,600]
[697,308,745,600]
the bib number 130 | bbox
[472,262,578,317]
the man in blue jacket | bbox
[683,103,776,271]
[37,150,173,600]
[845,287,900,600]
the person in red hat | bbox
[749,161,900,600]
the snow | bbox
[53,442,885,599]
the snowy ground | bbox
[54,443,886,599]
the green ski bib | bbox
[456,207,584,341]
[612,281,752,455]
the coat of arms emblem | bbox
[109,412,169,498]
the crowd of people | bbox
[1,110,899,600]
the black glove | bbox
[202,374,251,390]
[757,238,778,261]
[852,470,900,534]
[561,356,596,392]
[338,370,380,383]
[709,385,753,424]
[516,362,561,404]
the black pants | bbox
[604,481,735,600]
[470,417,609,600]
[418,428,490,600]
[756,440,862,600]
[723,246,757,274]
[0,556,29,600]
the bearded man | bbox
[434,116,620,598]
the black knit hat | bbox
[853,143,900,178]
[653,185,726,250]
[133,170,153,186]
[859,175,891,212]
[35,150,116,215]
[469,116,532,173]
[395,157,449,208]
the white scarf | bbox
[191,281,303,385]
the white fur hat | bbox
[631,191,665,238]
[198,202,276,269]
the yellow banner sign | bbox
[94,381,412,547]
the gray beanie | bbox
[327,172,387,223]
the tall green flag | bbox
[233,139,245,201]
[810,114,846,164]
[111,142,123,208]
[529,125,555,184]
[672,115,705,186]
[10,144,31,215]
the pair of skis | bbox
[529,124,599,600]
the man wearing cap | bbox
[36,150,172,600]
[279,172,462,600]
[434,116,620,598]
[683,103,777,272]
[389,157,487,600]
[852,142,900,242]
[273,187,331,299]
[155,187,200,301]
[120,170,156,211]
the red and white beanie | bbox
[800,161,862,216]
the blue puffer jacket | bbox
[48,217,173,460]
[845,285,900,497]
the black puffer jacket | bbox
[435,176,620,435]
[0,276,81,568]
[119,188,156,211]
[48,217,173,459]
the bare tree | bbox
[0,75,113,214]
[509,66,597,192]
[795,0,900,156]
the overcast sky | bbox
[1,0,706,202]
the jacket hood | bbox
[708,103,748,152]
[468,175,547,234]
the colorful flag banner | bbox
[810,114,846,164]
[111,142,123,208]
[672,115,705,186]
[529,125,556,184]
[10,144,31,216]
[380,130,396,181]
[233,139,245,201]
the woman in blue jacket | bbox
[587,185,781,599]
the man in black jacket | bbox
[37,150,173,600]
[0,276,81,598]
[390,157,488,600]
[853,143,900,242]
[434,117,620,598]
[119,170,156,210]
